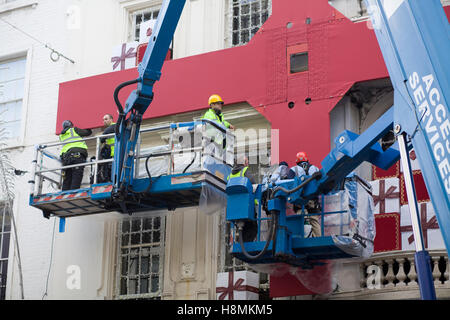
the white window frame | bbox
[0,48,32,148]
[227,0,272,47]
[118,0,163,43]
[130,6,161,42]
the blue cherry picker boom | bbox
[226,0,450,300]
[29,0,449,300]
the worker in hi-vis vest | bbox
[59,120,92,191]
[98,113,116,183]
[202,94,235,130]
[227,155,257,242]
[227,155,254,183]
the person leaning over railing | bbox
[59,120,92,191]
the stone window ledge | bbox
[0,0,38,14]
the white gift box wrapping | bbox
[400,202,445,250]
[370,177,400,214]
[111,42,138,71]
[139,19,157,43]
[216,271,259,300]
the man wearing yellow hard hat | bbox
[202,94,235,129]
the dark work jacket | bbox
[100,124,116,143]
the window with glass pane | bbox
[0,57,26,139]
[290,52,308,73]
[0,204,11,300]
[231,0,271,46]
[117,215,164,299]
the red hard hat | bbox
[296,151,308,163]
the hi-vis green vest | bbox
[202,108,231,129]
[105,123,115,157]
[59,128,88,155]
[227,167,248,181]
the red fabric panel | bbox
[400,171,430,205]
[445,5,450,20]
[269,262,333,297]
[373,213,401,253]
[136,44,172,65]
[270,273,316,297]
[372,162,400,180]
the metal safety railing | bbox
[29,119,235,197]
[231,174,375,246]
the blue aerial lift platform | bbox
[29,119,233,218]
[226,0,450,300]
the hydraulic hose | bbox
[238,211,279,260]
[112,78,140,192]
[182,152,197,173]
[113,78,140,137]
[143,153,168,193]
[144,154,153,193]
[271,171,322,199]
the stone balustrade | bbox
[330,250,450,300]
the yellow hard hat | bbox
[208,94,224,106]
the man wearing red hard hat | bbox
[287,151,321,237]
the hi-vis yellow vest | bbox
[105,123,115,157]
[202,108,231,129]
[59,128,87,155]
[227,167,248,181]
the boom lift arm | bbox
[226,0,449,300]
[112,0,186,212]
